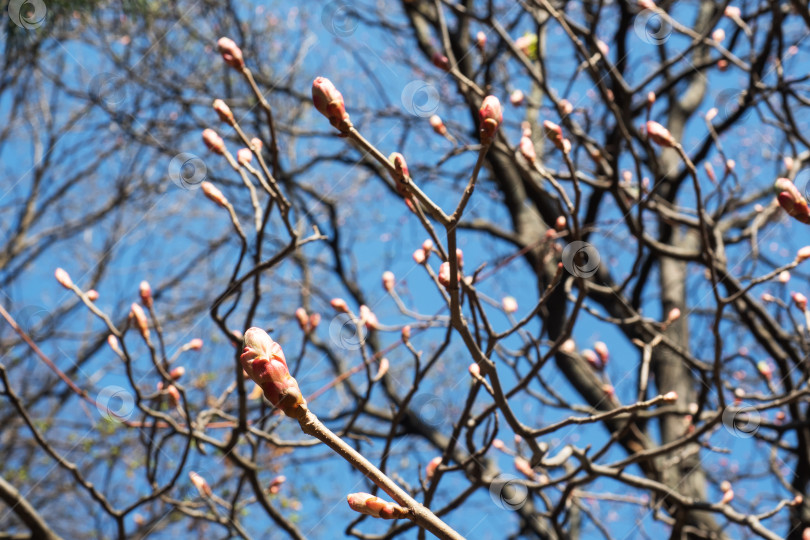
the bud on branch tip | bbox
[312,77,351,132]
[346,493,408,520]
[479,96,502,145]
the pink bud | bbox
[346,493,408,520]
[515,34,536,57]
[798,246,810,262]
[389,152,410,197]
[543,120,569,153]
[438,261,452,288]
[166,384,180,407]
[359,305,379,330]
[237,148,253,165]
[201,182,229,208]
[724,5,741,18]
[241,327,306,418]
[712,28,725,42]
[431,52,450,71]
[309,313,321,331]
[594,341,609,365]
[54,268,73,289]
[555,215,567,231]
[422,239,434,252]
[295,307,309,331]
[502,296,518,314]
[583,349,601,370]
[706,108,718,121]
[479,96,503,144]
[509,89,525,106]
[130,303,150,340]
[188,338,203,351]
[189,471,212,497]
[725,159,735,172]
[382,271,395,292]
[757,360,774,380]
[602,384,615,397]
[646,120,676,147]
[761,293,775,303]
[793,292,808,311]
[429,114,447,136]
[170,366,185,380]
[425,456,442,481]
[139,280,153,308]
[374,357,389,380]
[476,31,487,51]
[647,91,656,107]
[666,307,681,323]
[779,271,791,284]
[717,58,729,71]
[250,137,263,151]
[413,248,427,264]
[638,0,656,9]
[212,99,234,124]
[520,136,537,163]
[492,439,505,450]
[202,129,226,155]
[330,298,349,313]
[704,162,716,183]
[268,475,286,494]
[559,99,574,115]
[401,325,411,341]
[469,363,481,377]
[514,457,535,479]
[217,37,244,70]
[107,334,121,354]
[662,391,678,402]
[720,488,734,505]
[312,77,350,131]
[784,156,795,171]
[456,249,464,269]
[561,338,577,353]
[804,527,810,540]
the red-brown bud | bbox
[543,120,570,153]
[170,366,185,380]
[520,136,536,163]
[413,248,427,264]
[429,114,447,136]
[86,289,99,301]
[793,292,808,311]
[798,246,810,262]
[188,338,203,351]
[425,456,442,481]
[476,31,487,52]
[359,305,379,330]
[189,471,212,497]
[330,298,349,313]
[431,52,450,71]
